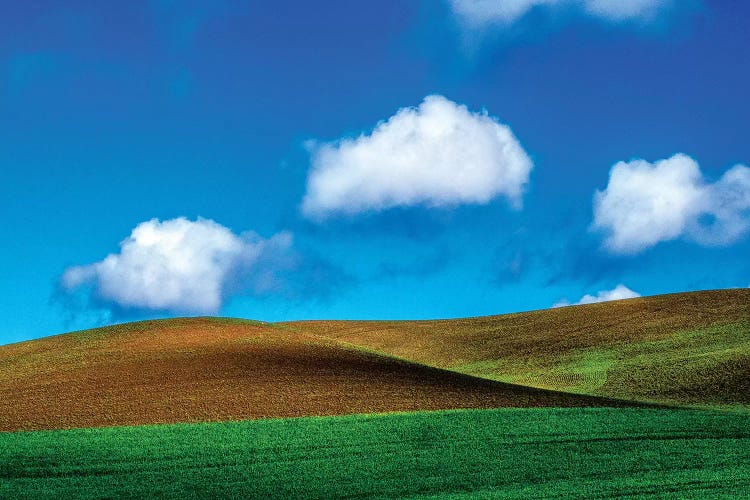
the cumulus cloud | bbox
[61,217,293,315]
[593,154,750,254]
[449,0,669,27]
[553,284,640,308]
[301,95,532,219]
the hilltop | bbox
[0,318,621,431]
[283,289,750,408]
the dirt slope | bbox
[282,289,750,408]
[0,318,627,431]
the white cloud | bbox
[301,95,532,219]
[448,0,669,27]
[593,154,750,254]
[553,284,641,308]
[61,217,293,314]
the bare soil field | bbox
[0,318,626,431]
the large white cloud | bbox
[449,0,669,26]
[61,217,293,314]
[593,154,750,254]
[554,284,640,308]
[301,95,532,219]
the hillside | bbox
[3,289,744,432]
[0,318,624,431]
[282,289,750,408]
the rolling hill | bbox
[0,318,623,432]
[282,289,750,408]
[2,289,746,432]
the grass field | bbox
[1,408,749,499]
[0,318,622,431]
[285,289,750,408]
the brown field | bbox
[0,318,627,431]
[282,289,750,408]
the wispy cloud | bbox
[593,154,750,254]
[448,0,670,27]
[583,0,670,22]
[302,95,532,219]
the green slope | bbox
[1,408,749,499]
[283,289,750,408]
[481,321,750,409]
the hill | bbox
[0,318,624,431]
[282,289,750,408]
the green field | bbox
[474,321,750,408]
[2,408,749,499]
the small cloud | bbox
[60,217,294,315]
[553,284,641,308]
[592,154,750,254]
[448,0,670,27]
[301,95,532,219]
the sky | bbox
[1,0,749,344]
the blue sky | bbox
[1,0,749,344]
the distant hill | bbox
[283,289,750,409]
[0,318,624,431]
